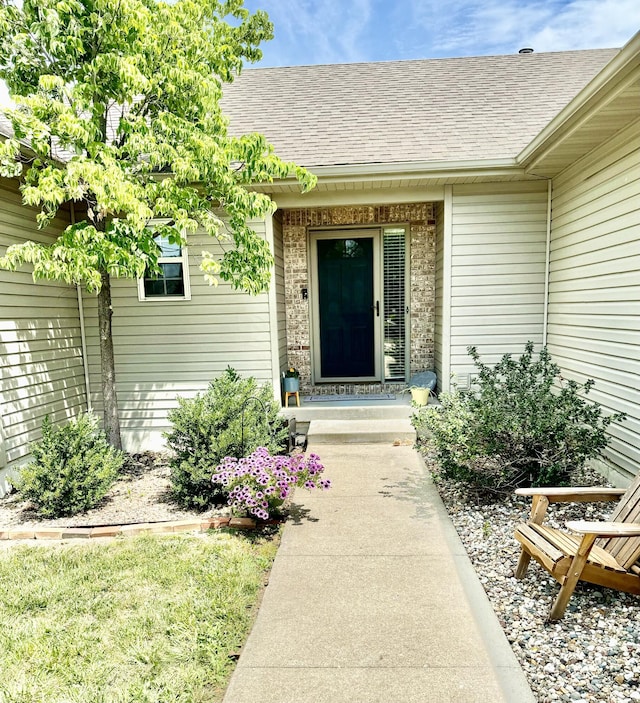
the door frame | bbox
[309,228,382,384]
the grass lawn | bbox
[0,531,279,703]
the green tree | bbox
[0,0,315,448]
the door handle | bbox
[374,301,380,317]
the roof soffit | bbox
[518,32,640,177]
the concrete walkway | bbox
[223,443,535,703]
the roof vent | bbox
[518,48,534,54]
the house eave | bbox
[301,157,521,179]
[518,31,640,177]
[255,159,547,208]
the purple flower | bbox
[211,447,330,520]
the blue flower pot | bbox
[283,377,299,393]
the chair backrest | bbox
[599,471,640,570]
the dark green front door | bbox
[317,237,375,378]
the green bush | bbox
[412,342,625,492]
[15,413,124,517]
[166,367,289,509]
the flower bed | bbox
[212,447,330,520]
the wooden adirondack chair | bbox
[513,473,640,620]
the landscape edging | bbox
[0,516,260,540]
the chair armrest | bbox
[566,521,640,537]
[515,487,625,503]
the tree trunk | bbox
[97,268,122,450]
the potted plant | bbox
[406,371,436,407]
[409,386,430,406]
[283,367,300,393]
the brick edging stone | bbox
[0,517,259,541]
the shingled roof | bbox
[222,48,619,169]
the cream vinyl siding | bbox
[449,182,549,382]
[434,201,445,391]
[0,179,86,496]
[547,120,640,482]
[273,212,288,376]
[82,220,275,451]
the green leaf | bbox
[0,0,315,293]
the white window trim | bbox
[137,224,192,302]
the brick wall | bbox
[282,203,436,394]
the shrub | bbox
[15,413,124,517]
[211,447,330,520]
[413,342,626,492]
[166,367,289,509]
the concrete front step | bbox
[307,418,416,444]
[282,403,414,422]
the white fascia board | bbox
[272,186,447,209]
[300,159,522,187]
[302,157,520,180]
[255,158,529,205]
[517,31,640,168]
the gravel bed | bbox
[0,452,229,529]
[429,456,640,703]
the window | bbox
[383,226,409,381]
[137,231,191,301]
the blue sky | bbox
[0,0,637,105]
[243,0,640,67]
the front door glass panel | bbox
[317,237,375,378]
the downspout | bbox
[77,284,92,411]
[0,407,7,471]
[0,408,9,497]
[71,203,92,411]
[441,186,453,392]
[542,180,552,346]
[264,213,283,405]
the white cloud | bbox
[403,0,640,57]
[524,0,640,51]
[250,0,372,66]
[230,0,640,67]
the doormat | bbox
[305,393,396,402]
